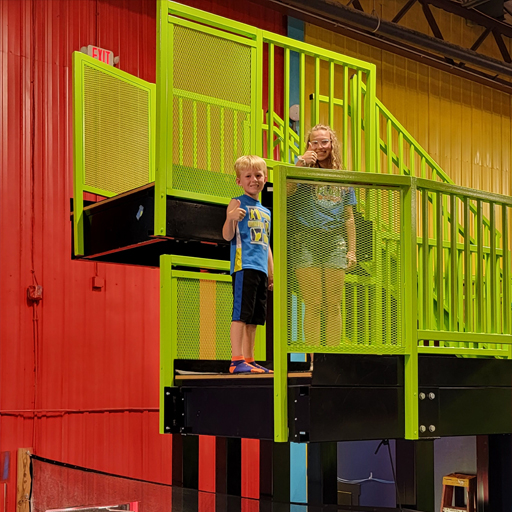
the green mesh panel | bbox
[287,181,403,353]
[176,277,232,360]
[83,64,151,194]
[171,23,252,202]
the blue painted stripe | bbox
[290,442,307,504]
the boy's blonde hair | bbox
[306,124,343,170]
[234,155,267,178]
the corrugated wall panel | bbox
[1,0,285,508]
[305,22,512,196]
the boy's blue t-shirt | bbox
[230,194,271,275]
[293,184,357,231]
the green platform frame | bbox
[70,1,512,443]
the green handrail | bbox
[273,164,512,442]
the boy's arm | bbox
[267,246,274,290]
[222,198,245,241]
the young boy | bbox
[222,155,273,374]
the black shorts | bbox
[231,269,268,325]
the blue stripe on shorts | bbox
[232,271,244,321]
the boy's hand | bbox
[227,199,246,221]
[268,274,273,291]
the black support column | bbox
[307,442,338,505]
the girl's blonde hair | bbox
[306,124,343,170]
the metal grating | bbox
[83,64,151,195]
[287,181,403,353]
[176,277,232,360]
[171,23,253,201]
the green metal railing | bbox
[261,33,377,175]
[273,164,512,442]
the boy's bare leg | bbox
[230,321,263,374]
[242,323,257,360]
[244,324,273,373]
[230,321,245,358]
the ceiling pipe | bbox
[271,0,512,78]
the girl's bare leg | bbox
[296,267,323,370]
[323,268,345,346]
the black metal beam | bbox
[392,0,418,23]
[493,29,512,62]
[426,0,512,39]
[471,27,492,51]
[421,0,445,40]
[272,0,512,77]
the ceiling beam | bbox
[270,0,512,77]
[268,0,512,94]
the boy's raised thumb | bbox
[234,199,241,208]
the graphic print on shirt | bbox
[247,206,271,246]
[233,201,271,274]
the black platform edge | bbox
[419,354,512,387]
[72,185,231,266]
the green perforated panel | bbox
[287,181,403,353]
[175,277,232,360]
[170,22,254,203]
[83,64,152,195]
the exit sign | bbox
[82,45,114,66]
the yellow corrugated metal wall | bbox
[304,4,512,196]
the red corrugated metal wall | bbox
[0,0,286,509]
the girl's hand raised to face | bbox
[298,142,318,167]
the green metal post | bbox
[72,53,85,256]
[404,179,418,440]
[299,53,305,154]
[364,66,377,173]
[253,31,263,157]
[350,73,359,171]
[160,254,173,433]
[268,43,275,160]
[476,200,484,331]
[450,194,458,332]
[328,61,334,128]
[386,119,393,175]
[342,66,348,168]
[273,165,288,442]
[490,203,497,332]
[313,57,320,126]
[436,192,444,330]
[464,198,473,332]
[503,207,511,337]
[284,48,290,163]
[155,0,170,236]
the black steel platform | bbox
[73,184,230,266]
[164,354,512,442]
